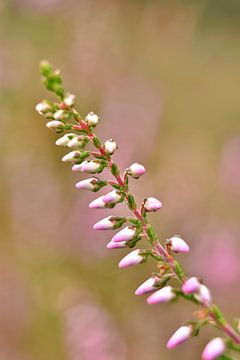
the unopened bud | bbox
[118,249,145,268]
[144,197,162,212]
[72,160,104,173]
[182,277,201,294]
[106,241,128,249]
[147,286,176,304]
[75,177,100,191]
[112,226,137,242]
[202,338,225,360]
[167,235,190,253]
[36,101,52,115]
[93,216,125,230]
[128,162,145,178]
[53,109,68,121]
[46,120,64,132]
[89,196,106,209]
[104,139,117,154]
[63,93,75,107]
[68,136,89,149]
[135,276,160,296]
[55,133,77,146]
[85,112,99,126]
[167,325,192,349]
[103,190,122,204]
[62,151,81,162]
[195,284,212,306]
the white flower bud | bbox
[167,325,192,349]
[112,226,137,242]
[68,137,84,149]
[167,235,190,253]
[53,109,68,121]
[36,101,52,115]
[118,249,145,268]
[128,162,145,178]
[104,139,117,154]
[135,276,160,296]
[63,93,75,107]
[85,112,99,126]
[202,338,225,360]
[62,151,81,162]
[144,197,162,212]
[195,284,212,306]
[72,160,102,173]
[46,120,64,132]
[75,178,98,191]
[147,286,176,304]
[55,133,77,146]
[103,190,122,204]
[93,216,115,230]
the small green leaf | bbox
[111,163,120,177]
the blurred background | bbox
[1,0,240,359]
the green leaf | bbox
[111,163,120,177]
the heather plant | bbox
[36,61,240,360]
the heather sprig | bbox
[36,61,240,359]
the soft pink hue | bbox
[89,196,106,209]
[144,197,162,212]
[129,162,145,177]
[103,190,121,204]
[106,241,127,249]
[135,276,159,296]
[195,285,212,306]
[112,226,136,242]
[182,277,201,294]
[72,160,100,173]
[93,216,114,230]
[202,338,225,360]
[167,325,192,349]
[118,249,144,268]
[169,236,190,253]
[147,286,175,305]
[75,178,97,191]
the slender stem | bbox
[74,117,240,345]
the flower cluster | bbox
[36,61,240,359]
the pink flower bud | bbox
[46,120,64,132]
[135,276,160,295]
[167,325,192,349]
[106,241,127,249]
[104,139,118,154]
[89,196,106,209]
[202,338,225,360]
[195,284,212,306]
[112,226,137,242]
[103,190,122,204]
[118,249,145,268]
[85,112,99,126]
[147,286,176,304]
[168,235,190,253]
[72,160,102,173]
[93,216,115,230]
[55,133,76,146]
[144,197,162,212]
[62,151,81,162]
[63,93,75,107]
[182,277,201,294]
[128,162,145,178]
[75,178,98,191]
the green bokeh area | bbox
[1,1,240,359]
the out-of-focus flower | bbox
[167,325,192,349]
[147,286,176,304]
[167,235,190,253]
[135,276,160,295]
[202,338,225,360]
[118,249,145,268]
[128,162,145,178]
[144,197,162,212]
[85,112,99,126]
[182,277,201,294]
